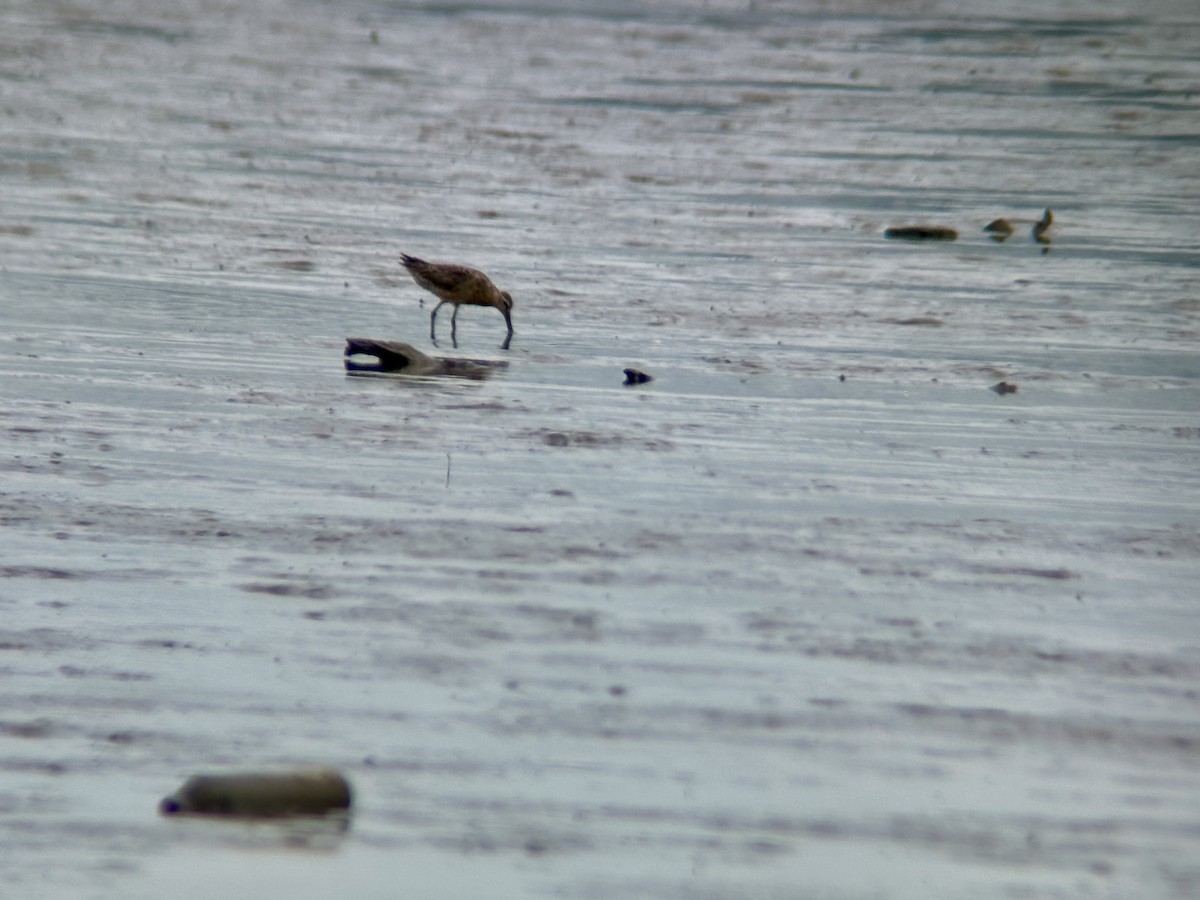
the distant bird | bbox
[1031,208,1053,244]
[983,217,1014,241]
[399,254,513,347]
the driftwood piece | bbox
[344,338,508,379]
[883,225,959,241]
[160,768,352,818]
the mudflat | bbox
[2,2,1198,898]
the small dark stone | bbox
[991,381,1018,395]
[623,368,652,385]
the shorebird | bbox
[983,217,1014,241]
[1031,208,1053,244]
[399,254,513,348]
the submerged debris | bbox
[344,337,506,379]
[623,368,653,385]
[160,768,353,818]
[991,381,1019,395]
[884,225,959,241]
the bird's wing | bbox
[419,263,483,294]
[402,256,488,295]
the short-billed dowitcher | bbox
[399,254,513,348]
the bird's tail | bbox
[399,253,426,269]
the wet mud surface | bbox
[2,1,1199,898]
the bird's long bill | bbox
[501,309,514,334]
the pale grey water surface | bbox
[2,0,1199,897]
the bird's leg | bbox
[450,305,460,349]
[430,300,447,343]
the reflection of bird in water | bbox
[983,218,1014,241]
[399,254,514,348]
[1032,208,1054,244]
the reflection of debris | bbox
[531,428,673,451]
[343,338,506,379]
[983,218,1014,241]
[884,225,958,241]
[991,381,1018,395]
[1032,208,1053,244]
[160,768,352,818]
[623,367,653,385]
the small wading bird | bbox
[983,209,1054,244]
[1031,208,1053,244]
[399,254,514,349]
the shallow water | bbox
[2,1,1199,897]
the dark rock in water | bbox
[991,381,1019,395]
[884,225,958,241]
[623,368,653,385]
[160,768,352,818]
[344,338,507,379]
